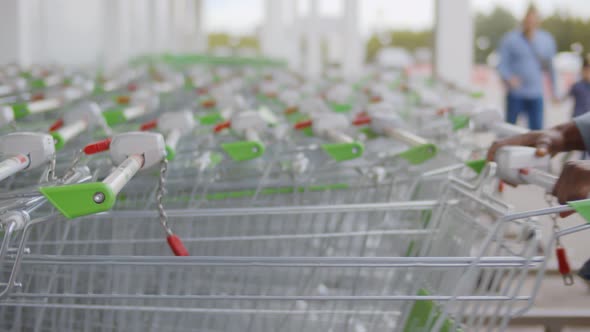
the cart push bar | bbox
[294,113,364,162]
[139,110,196,161]
[213,110,266,162]
[40,132,166,218]
[352,111,437,165]
[48,102,112,150]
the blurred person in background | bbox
[497,5,557,130]
[487,111,590,284]
[559,55,590,158]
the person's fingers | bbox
[534,144,549,157]
[535,135,553,157]
[559,211,575,218]
[486,142,499,161]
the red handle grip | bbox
[127,83,138,92]
[352,115,372,126]
[294,119,313,130]
[83,138,112,155]
[556,246,571,276]
[140,119,158,131]
[201,99,216,108]
[167,234,189,256]
[284,106,299,115]
[116,95,130,105]
[213,120,231,133]
[48,118,64,132]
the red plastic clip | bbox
[127,83,138,92]
[201,99,216,108]
[294,119,313,130]
[353,115,372,126]
[556,246,574,285]
[140,119,158,131]
[116,95,130,105]
[167,234,189,256]
[213,120,231,133]
[370,95,382,103]
[284,106,299,115]
[48,118,64,132]
[31,92,45,101]
[83,138,112,155]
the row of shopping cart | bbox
[0,58,588,331]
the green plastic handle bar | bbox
[10,103,30,119]
[450,115,470,131]
[398,143,438,165]
[465,159,486,174]
[321,142,364,162]
[330,102,353,113]
[165,145,176,161]
[40,182,116,219]
[102,107,128,126]
[50,131,66,150]
[568,199,590,223]
[198,112,224,125]
[221,141,265,162]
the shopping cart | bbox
[0,155,588,331]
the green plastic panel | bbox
[568,199,590,223]
[30,79,46,89]
[51,131,66,151]
[301,127,314,137]
[11,103,30,119]
[470,91,485,99]
[165,145,176,161]
[167,183,349,202]
[102,107,127,126]
[465,159,486,175]
[398,143,438,165]
[330,102,353,113]
[402,289,462,332]
[321,142,364,161]
[40,182,116,219]
[221,141,265,162]
[358,127,380,140]
[450,115,470,131]
[198,112,224,125]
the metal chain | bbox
[544,193,561,246]
[156,158,172,236]
[61,149,84,182]
[48,154,57,182]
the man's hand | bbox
[487,129,566,161]
[507,76,521,89]
[553,160,590,217]
[487,121,584,162]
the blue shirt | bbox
[497,29,557,98]
[570,80,590,118]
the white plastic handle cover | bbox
[490,122,529,138]
[324,129,354,144]
[0,154,29,182]
[383,127,428,147]
[517,168,557,193]
[56,119,88,145]
[166,129,182,151]
[102,154,144,196]
[27,98,62,114]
